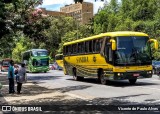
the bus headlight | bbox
[147,71,152,74]
[117,73,123,76]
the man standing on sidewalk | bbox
[8,60,15,94]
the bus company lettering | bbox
[76,57,89,63]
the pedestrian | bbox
[14,64,19,82]
[8,60,15,94]
[16,63,26,94]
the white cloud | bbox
[41,0,73,6]
[41,0,107,14]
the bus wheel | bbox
[73,69,82,81]
[100,71,106,85]
[129,79,137,85]
[152,69,156,74]
[44,71,47,73]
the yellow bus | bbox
[55,54,63,69]
[63,31,158,85]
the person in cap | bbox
[8,60,15,94]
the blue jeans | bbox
[8,78,15,93]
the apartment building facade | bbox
[40,2,93,24]
[60,2,93,24]
[41,8,68,17]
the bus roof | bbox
[23,49,47,53]
[55,54,63,56]
[63,31,149,46]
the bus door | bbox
[101,37,113,64]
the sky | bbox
[38,0,108,14]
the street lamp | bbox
[76,12,92,39]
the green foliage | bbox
[2,0,160,61]
[12,34,33,63]
[93,0,160,60]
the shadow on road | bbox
[1,74,160,113]
[67,78,159,87]
[27,75,63,81]
[1,80,160,113]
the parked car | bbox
[53,62,63,70]
[1,59,11,72]
[152,61,160,75]
[49,64,55,70]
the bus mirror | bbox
[110,39,116,50]
[148,39,158,50]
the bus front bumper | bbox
[104,70,152,80]
[32,67,49,72]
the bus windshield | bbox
[32,58,49,66]
[32,51,48,57]
[114,36,151,66]
[55,55,63,60]
[2,61,9,66]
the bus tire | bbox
[129,79,137,85]
[152,69,156,74]
[100,70,107,85]
[73,68,82,81]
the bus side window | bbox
[79,43,82,53]
[72,44,75,54]
[82,42,85,54]
[85,42,89,53]
[74,44,78,54]
[66,46,68,55]
[89,41,92,53]
[95,39,101,52]
[69,45,72,55]
[63,46,66,55]
[78,43,81,53]
[93,40,96,52]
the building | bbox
[41,8,68,17]
[40,2,93,24]
[60,2,93,24]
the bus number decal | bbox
[76,57,89,63]
[93,56,96,62]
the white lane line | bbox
[66,92,95,100]
[137,86,160,91]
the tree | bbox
[93,0,160,60]
[12,33,33,62]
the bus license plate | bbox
[133,74,139,77]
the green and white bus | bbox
[22,49,49,73]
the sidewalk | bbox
[0,73,91,113]
[0,73,86,105]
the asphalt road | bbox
[26,70,160,105]
[1,70,160,113]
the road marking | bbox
[145,79,160,82]
[137,86,160,91]
[66,92,95,100]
